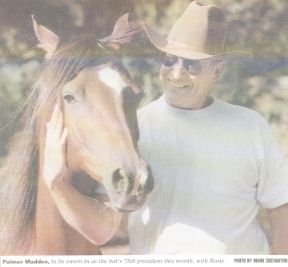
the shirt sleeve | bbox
[256,117,288,209]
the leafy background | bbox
[1,0,288,246]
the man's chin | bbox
[164,87,192,99]
[164,94,187,108]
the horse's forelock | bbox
[40,38,111,86]
[31,39,98,116]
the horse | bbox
[0,14,153,255]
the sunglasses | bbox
[161,53,213,75]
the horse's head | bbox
[33,15,153,212]
[63,60,154,212]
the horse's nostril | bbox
[145,167,154,193]
[138,167,154,195]
[112,168,130,194]
[112,167,154,197]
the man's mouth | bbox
[168,79,191,90]
[171,84,186,89]
[169,83,191,90]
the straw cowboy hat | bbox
[144,1,249,60]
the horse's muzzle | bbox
[109,167,154,212]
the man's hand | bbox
[43,103,68,190]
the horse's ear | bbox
[31,15,60,58]
[101,13,142,50]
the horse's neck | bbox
[34,173,101,255]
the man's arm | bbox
[49,177,123,246]
[266,203,288,254]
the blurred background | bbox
[0,0,288,245]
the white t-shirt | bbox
[128,96,288,254]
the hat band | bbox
[166,39,215,55]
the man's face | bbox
[159,53,223,109]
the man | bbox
[128,1,288,254]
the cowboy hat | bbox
[144,1,250,60]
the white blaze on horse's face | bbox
[98,67,128,95]
[62,62,153,212]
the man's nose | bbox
[170,59,186,79]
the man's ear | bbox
[31,15,60,59]
[212,61,225,81]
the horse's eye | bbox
[63,94,76,104]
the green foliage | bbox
[0,28,40,157]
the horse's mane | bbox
[0,21,141,254]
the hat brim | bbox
[143,24,252,60]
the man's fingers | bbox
[59,127,68,146]
[47,103,65,138]
[54,108,64,135]
[49,103,60,125]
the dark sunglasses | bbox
[161,53,204,75]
